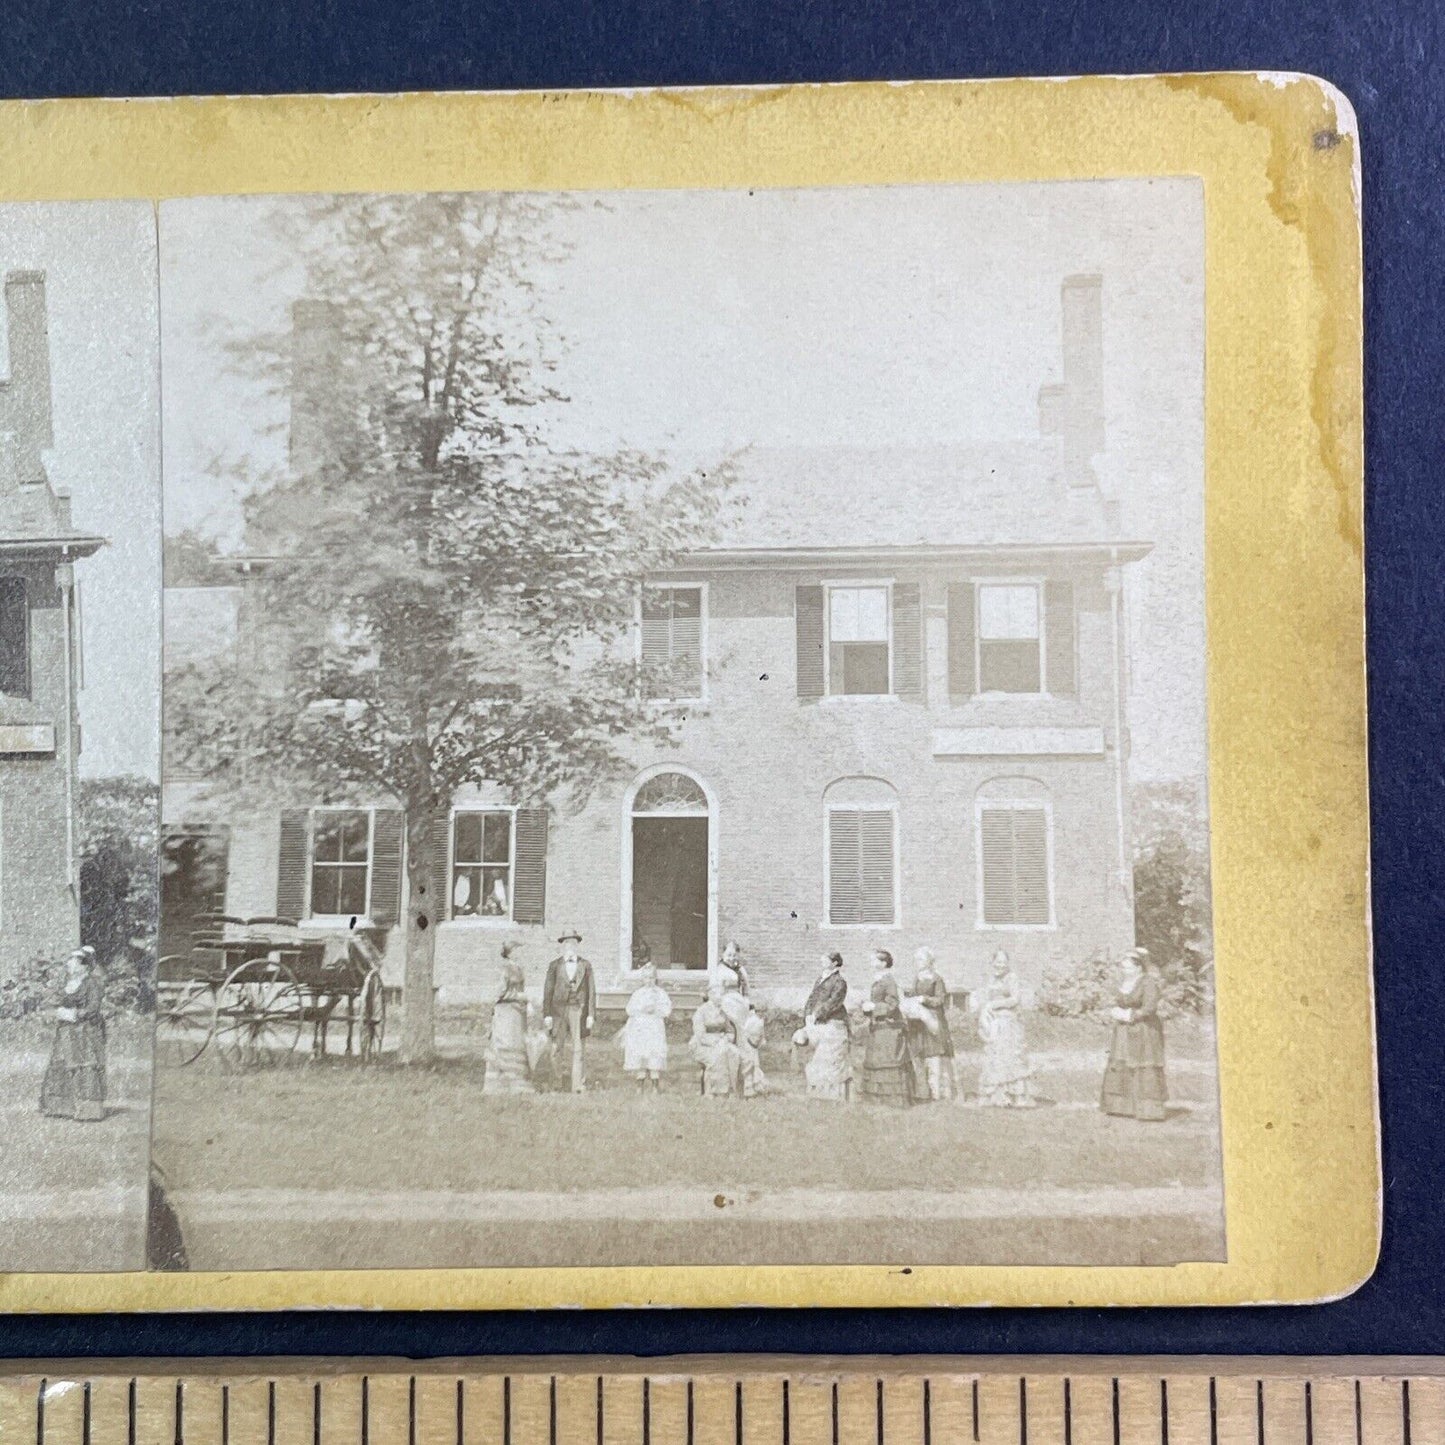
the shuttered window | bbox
[640,585,704,700]
[0,577,28,698]
[827,807,897,926]
[978,806,1052,927]
[451,809,514,919]
[977,583,1042,693]
[511,807,549,925]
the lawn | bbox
[149,1011,1226,1270]
[0,1016,152,1273]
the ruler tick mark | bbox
[175,1379,184,1445]
[735,1382,743,1445]
[1355,1381,1363,1445]
[596,1377,603,1445]
[1064,1379,1073,1445]
[923,1380,932,1445]
[128,1380,137,1445]
[83,1381,92,1445]
[1160,1379,1169,1445]
[268,1382,277,1445]
[409,1378,417,1445]
[504,1378,512,1445]
[644,1378,651,1445]
[1404,1379,1413,1445]
[361,1378,369,1445]
[1256,1381,1264,1445]
[1304,1382,1313,1445]
[35,1377,44,1445]
[688,1380,695,1445]
[1209,1379,1218,1445]
[973,1380,980,1442]
[222,1385,230,1445]
[312,1380,321,1445]
[456,1379,464,1445]
[782,1380,789,1445]
[549,1376,557,1445]
[1112,1378,1121,1445]
[832,1383,840,1445]
[1021,1377,1029,1445]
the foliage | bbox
[1134,830,1214,1015]
[78,775,160,1011]
[1037,951,1118,1021]
[164,192,735,1061]
[0,954,57,1019]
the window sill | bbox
[302,917,375,931]
[438,916,517,930]
[975,922,1058,933]
[817,693,901,704]
[820,922,902,931]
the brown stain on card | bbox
[1164,74,1363,561]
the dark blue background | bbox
[1,0,1440,1361]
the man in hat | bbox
[542,929,597,1093]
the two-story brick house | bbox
[0,271,105,979]
[163,273,1150,1005]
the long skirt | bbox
[482,1001,534,1095]
[1101,1020,1167,1120]
[979,1010,1034,1107]
[803,1019,853,1101]
[693,1038,741,1097]
[859,1020,913,1107]
[622,1015,668,1075]
[40,1020,106,1121]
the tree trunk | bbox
[400,803,440,1062]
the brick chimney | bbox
[288,297,347,479]
[1061,273,1104,487]
[0,270,55,487]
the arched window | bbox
[632,771,709,814]
[975,777,1053,928]
[824,777,898,927]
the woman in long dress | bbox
[621,962,672,1093]
[977,949,1035,1107]
[482,952,535,1095]
[40,946,106,1122]
[906,947,956,1102]
[796,951,852,1101]
[858,949,914,1107]
[1101,948,1168,1120]
[690,985,742,1097]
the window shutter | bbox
[276,809,309,923]
[370,809,404,925]
[670,597,703,698]
[947,583,976,697]
[512,807,549,925]
[827,810,861,925]
[858,808,896,924]
[1045,580,1077,696]
[795,585,825,700]
[980,807,1051,926]
[1013,809,1050,925]
[892,583,923,699]
[428,812,452,923]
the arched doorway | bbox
[621,767,717,974]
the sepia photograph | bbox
[0,203,161,1273]
[149,179,1222,1271]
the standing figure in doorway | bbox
[483,946,535,1095]
[906,947,956,1102]
[977,948,1036,1107]
[797,950,853,1101]
[40,946,107,1122]
[1101,948,1168,1120]
[542,929,597,1094]
[858,949,914,1108]
[621,962,672,1093]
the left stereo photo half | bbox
[0,202,161,1273]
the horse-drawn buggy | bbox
[155,913,387,1068]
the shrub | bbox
[1037,951,1116,1021]
[78,775,159,1012]
[0,955,59,1020]
[1134,828,1214,1016]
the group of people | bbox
[794,944,1037,1108]
[481,930,1171,1120]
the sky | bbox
[157,180,1206,783]
[0,202,161,781]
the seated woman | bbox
[690,985,742,1097]
[717,939,750,996]
[482,949,535,1095]
[620,962,672,1094]
[796,950,852,1101]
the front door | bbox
[626,770,713,971]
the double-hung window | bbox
[640,585,705,701]
[827,584,891,695]
[977,582,1043,694]
[451,808,515,919]
[309,808,373,918]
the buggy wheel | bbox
[358,969,387,1062]
[213,957,305,1069]
[155,973,214,1066]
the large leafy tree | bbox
[167,193,732,1060]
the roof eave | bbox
[668,540,1154,570]
[0,534,107,560]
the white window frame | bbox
[973,576,1049,698]
[821,578,896,701]
[822,798,902,930]
[442,804,519,927]
[306,805,376,926]
[974,796,1057,931]
[636,581,709,705]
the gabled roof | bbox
[707,442,1121,552]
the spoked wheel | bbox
[212,957,305,1069]
[155,971,215,1067]
[357,969,387,1062]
